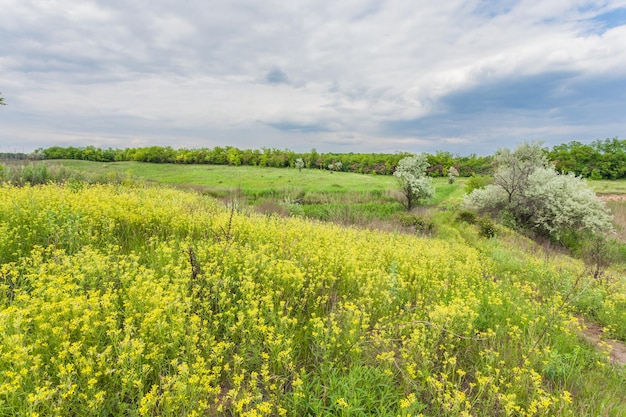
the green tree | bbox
[0,92,5,106]
[393,154,435,210]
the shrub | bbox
[464,174,493,194]
[455,210,477,224]
[395,212,435,235]
[478,217,497,238]
[465,143,612,240]
[447,166,459,184]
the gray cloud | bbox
[265,67,290,84]
[1,0,626,154]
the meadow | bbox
[0,162,625,415]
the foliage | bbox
[447,166,459,184]
[327,161,342,172]
[37,146,497,177]
[393,154,435,210]
[478,217,498,238]
[0,183,625,415]
[548,138,626,180]
[464,174,494,194]
[0,92,5,106]
[294,158,304,172]
[0,161,129,186]
[395,212,436,235]
[465,143,612,240]
[456,210,477,225]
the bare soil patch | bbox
[598,194,626,202]
[579,318,626,366]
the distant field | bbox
[589,178,626,195]
[54,160,398,195]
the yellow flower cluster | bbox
[0,183,622,415]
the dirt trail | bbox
[598,194,626,202]
[579,319,626,366]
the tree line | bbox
[547,138,626,179]
[12,137,625,179]
[35,145,494,177]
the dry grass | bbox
[606,201,626,241]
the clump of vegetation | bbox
[464,174,493,194]
[447,166,459,184]
[0,161,132,186]
[465,142,613,240]
[294,157,304,172]
[456,210,477,224]
[478,217,498,238]
[393,154,435,210]
[0,176,625,415]
[395,212,436,235]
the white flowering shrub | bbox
[393,155,435,210]
[295,158,305,172]
[465,143,612,239]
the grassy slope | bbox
[2,161,622,415]
[1,183,625,416]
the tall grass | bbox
[0,160,131,186]
[0,183,625,415]
[607,200,626,242]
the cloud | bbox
[1,0,625,154]
[265,67,290,84]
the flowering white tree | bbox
[465,143,612,239]
[295,158,304,173]
[447,166,459,184]
[394,154,435,210]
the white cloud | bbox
[1,0,625,154]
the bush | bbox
[455,210,477,224]
[395,213,436,235]
[464,175,493,194]
[478,217,497,238]
[465,143,612,240]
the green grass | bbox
[589,179,626,194]
[45,161,467,228]
[54,160,398,195]
[1,183,625,416]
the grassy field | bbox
[54,160,398,196]
[40,160,474,228]
[1,158,626,415]
[1,183,625,416]
[589,179,626,195]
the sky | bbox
[1,0,626,156]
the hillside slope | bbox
[0,184,624,416]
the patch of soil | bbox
[579,318,626,366]
[598,194,626,202]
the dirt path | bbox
[598,194,626,202]
[579,319,626,366]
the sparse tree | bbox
[492,141,548,203]
[295,158,304,173]
[393,154,435,210]
[0,93,5,106]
